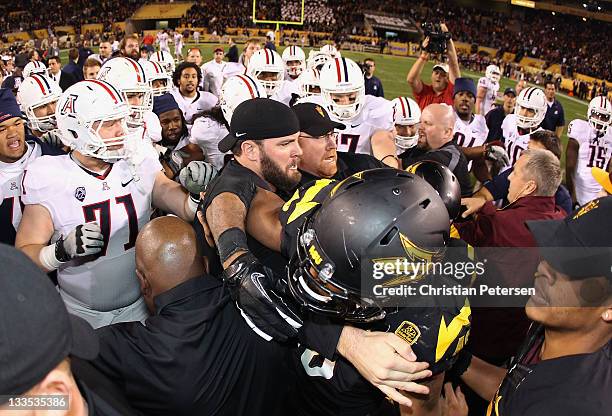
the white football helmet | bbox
[149,50,176,75]
[319,57,365,121]
[307,50,331,71]
[55,79,135,162]
[282,45,306,78]
[219,74,266,125]
[485,64,501,83]
[247,49,285,97]
[17,74,62,133]
[587,96,612,133]
[514,87,546,130]
[97,57,153,128]
[320,44,341,59]
[23,61,47,78]
[297,67,321,97]
[140,60,172,96]
[391,97,421,150]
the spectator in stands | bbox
[82,58,101,80]
[363,58,384,98]
[486,87,516,142]
[540,80,565,138]
[48,55,78,90]
[239,38,261,68]
[120,34,140,61]
[407,23,460,109]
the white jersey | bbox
[270,80,300,106]
[0,141,42,243]
[477,77,499,115]
[501,114,542,170]
[568,119,612,205]
[201,60,226,96]
[222,62,246,81]
[142,111,162,143]
[22,154,162,311]
[453,113,489,170]
[171,88,218,125]
[190,116,229,169]
[157,32,169,52]
[174,33,183,54]
[300,95,394,155]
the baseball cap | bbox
[504,87,517,96]
[432,63,449,73]
[527,196,612,280]
[0,244,99,401]
[218,98,300,153]
[453,77,477,98]
[292,102,345,137]
[0,87,23,123]
[214,47,224,53]
[592,167,612,195]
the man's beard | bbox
[261,151,301,192]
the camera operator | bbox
[407,22,460,110]
[363,58,384,97]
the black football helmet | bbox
[287,168,450,322]
[405,160,461,221]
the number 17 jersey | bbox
[22,154,161,311]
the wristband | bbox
[39,243,63,271]
[186,194,199,219]
[218,227,249,264]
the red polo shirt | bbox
[414,81,454,110]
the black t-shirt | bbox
[298,152,384,186]
[485,105,506,143]
[399,142,472,196]
[491,324,612,416]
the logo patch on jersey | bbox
[60,94,78,115]
[572,199,599,220]
[395,321,421,345]
[102,181,110,191]
[74,186,86,202]
[10,181,17,190]
[315,105,325,118]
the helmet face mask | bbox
[485,64,501,83]
[320,58,366,121]
[142,60,172,97]
[392,97,421,150]
[83,116,134,162]
[588,96,612,133]
[123,88,153,128]
[253,70,284,96]
[17,74,62,133]
[514,87,546,130]
[282,45,306,78]
[297,67,321,97]
[247,49,285,97]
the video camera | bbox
[421,22,451,55]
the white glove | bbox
[178,161,218,195]
[57,222,104,261]
[485,145,510,167]
[40,130,65,149]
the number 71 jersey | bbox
[22,154,161,311]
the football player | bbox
[566,96,612,206]
[149,49,175,75]
[476,64,501,116]
[247,48,299,106]
[0,88,63,245]
[392,96,421,156]
[22,60,47,78]
[296,67,321,99]
[282,45,306,82]
[140,59,172,97]
[15,80,214,328]
[171,62,218,126]
[307,49,331,71]
[300,57,397,167]
[501,86,546,169]
[16,74,64,145]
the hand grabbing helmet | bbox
[391,97,421,150]
[55,79,135,162]
[140,59,172,96]
[282,45,306,78]
[23,61,47,78]
[17,74,62,132]
[219,74,266,124]
[246,49,285,97]
[485,64,501,83]
[319,57,365,121]
[587,96,612,133]
[405,160,461,220]
[288,169,450,322]
[97,57,153,128]
[149,50,175,75]
[296,67,321,97]
[514,87,546,130]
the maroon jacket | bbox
[455,196,565,362]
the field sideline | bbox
[60,43,589,170]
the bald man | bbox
[89,217,292,416]
[399,103,472,196]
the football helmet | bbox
[587,96,612,133]
[514,87,546,130]
[97,57,152,128]
[55,79,135,162]
[23,61,47,78]
[149,50,175,75]
[406,160,461,220]
[17,74,62,133]
[140,59,172,96]
[219,74,266,125]
[288,169,450,322]
[246,49,285,97]
[297,67,321,97]
[282,45,306,78]
[485,64,501,83]
[319,57,365,121]
[391,97,421,150]
[307,50,331,71]
[320,44,341,59]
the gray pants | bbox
[61,290,149,329]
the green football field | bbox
[64,43,590,170]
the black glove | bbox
[224,252,302,342]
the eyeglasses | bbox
[300,131,338,141]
